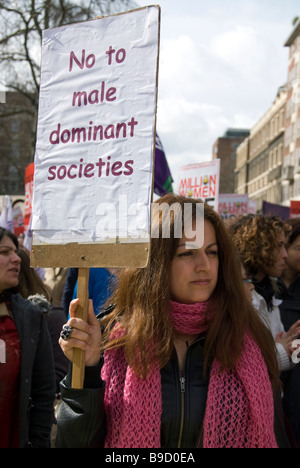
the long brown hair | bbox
[17,248,52,301]
[101,194,279,384]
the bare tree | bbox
[0,0,138,93]
[0,0,138,193]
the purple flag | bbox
[262,201,290,220]
[154,134,173,196]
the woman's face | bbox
[170,220,219,304]
[266,230,287,278]
[285,235,300,276]
[0,235,21,293]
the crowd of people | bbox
[0,193,300,448]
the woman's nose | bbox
[194,251,209,271]
[12,252,21,263]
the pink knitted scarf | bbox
[101,301,277,448]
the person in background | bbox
[56,195,289,448]
[275,218,300,447]
[72,268,116,316]
[230,214,300,373]
[276,218,300,330]
[62,267,116,318]
[0,227,55,448]
[17,248,69,394]
[61,268,78,318]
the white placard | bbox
[177,160,220,211]
[248,199,257,214]
[32,6,160,245]
[218,193,249,220]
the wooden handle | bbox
[72,268,90,389]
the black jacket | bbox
[275,276,300,448]
[10,294,56,448]
[275,275,300,331]
[56,335,289,448]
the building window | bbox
[280,110,284,130]
[278,144,283,164]
[283,184,289,201]
[294,177,300,197]
[285,126,291,147]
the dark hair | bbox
[17,248,52,301]
[0,227,19,295]
[286,219,300,246]
[0,227,18,250]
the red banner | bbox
[24,162,34,230]
[290,200,300,218]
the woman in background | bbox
[275,219,300,447]
[230,215,300,373]
[0,227,55,448]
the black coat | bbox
[10,294,56,448]
[276,276,300,448]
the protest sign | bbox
[0,338,5,364]
[177,160,220,211]
[31,6,160,388]
[24,163,34,231]
[218,194,249,220]
[12,205,24,237]
[248,199,257,215]
[290,200,300,218]
[31,6,160,269]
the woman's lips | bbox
[8,267,20,275]
[191,279,210,285]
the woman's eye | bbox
[178,250,193,257]
[206,250,218,257]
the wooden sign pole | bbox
[71,267,90,389]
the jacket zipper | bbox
[176,335,205,449]
[177,370,185,448]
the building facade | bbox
[282,19,300,205]
[235,136,249,195]
[212,128,250,194]
[235,20,300,212]
[237,86,286,211]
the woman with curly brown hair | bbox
[230,215,300,373]
[56,195,289,448]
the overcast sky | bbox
[137,0,299,190]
